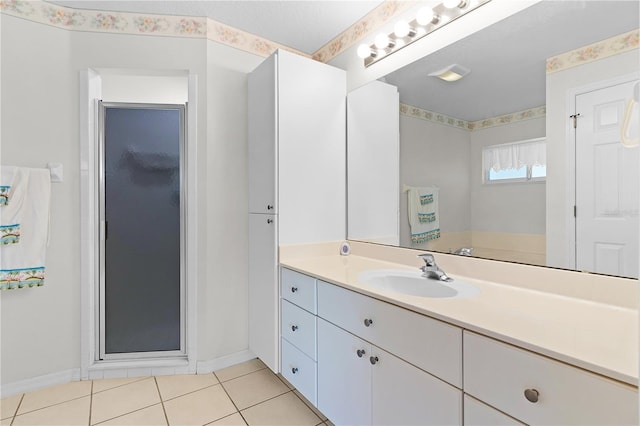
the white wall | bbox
[469,117,545,234]
[1,16,76,386]
[546,49,640,270]
[399,115,471,249]
[1,14,263,388]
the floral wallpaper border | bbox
[400,103,546,132]
[0,0,309,58]
[546,29,639,74]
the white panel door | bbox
[248,213,278,372]
[576,80,639,278]
[347,80,400,245]
[372,346,462,426]
[248,54,277,214]
[317,318,372,426]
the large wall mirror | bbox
[347,1,640,279]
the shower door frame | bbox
[97,101,187,361]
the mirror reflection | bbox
[347,1,640,278]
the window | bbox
[482,137,546,183]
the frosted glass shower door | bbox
[99,102,185,359]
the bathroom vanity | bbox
[278,243,638,426]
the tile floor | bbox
[0,359,335,426]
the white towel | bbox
[0,168,51,290]
[407,186,440,244]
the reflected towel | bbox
[0,168,51,290]
[408,186,440,244]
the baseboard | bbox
[196,350,256,374]
[0,351,255,397]
[1,368,81,398]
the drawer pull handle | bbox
[292,367,298,374]
[291,287,298,293]
[267,219,273,224]
[524,388,539,403]
[291,325,298,332]
[356,349,366,358]
[364,318,374,327]
[369,356,379,365]
[267,205,274,210]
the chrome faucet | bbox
[417,253,453,282]
[453,247,473,256]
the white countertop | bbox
[281,254,638,386]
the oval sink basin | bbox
[358,269,480,299]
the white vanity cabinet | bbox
[248,50,345,372]
[316,281,463,426]
[463,331,639,425]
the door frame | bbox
[80,69,199,377]
[97,101,187,361]
[564,72,640,270]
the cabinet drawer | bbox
[281,299,317,360]
[463,331,638,425]
[281,338,317,406]
[464,395,523,426]
[281,268,317,313]
[317,281,462,387]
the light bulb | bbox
[394,20,411,38]
[374,33,392,49]
[416,7,439,26]
[357,44,373,59]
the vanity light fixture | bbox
[358,0,490,67]
[428,64,471,82]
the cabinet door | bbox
[277,50,346,244]
[248,53,277,214]
[372,346,462,426]
[248,213,278,371]
[317,318,371,426]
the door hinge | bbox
[569,113,581,128]
[574,205,577,217]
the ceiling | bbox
[48,0,383,54]
[384,1,640,122]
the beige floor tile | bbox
[164,385,236,426]
[215,359,267,383]
[276,374,295,390]
[12,395,90,426]
[1,394,22,420]
[325,420,335,426]
[293,390,327,421]
[207,412,247,425]
[91,378,161,425]
[17,380,92,414]
[0,418,12,425]
[156,374,219,401]
[241,392,321,426]
[99,403,167,425]
[222,369,289,410]
[93,376,148,394]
